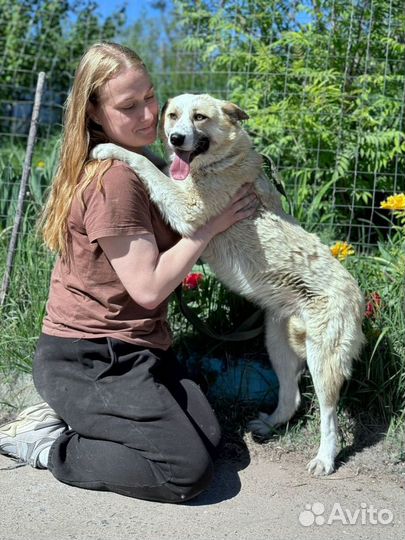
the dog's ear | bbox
[158,99,171,141]
[222,102,249,123]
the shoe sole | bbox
[0,403,65,438]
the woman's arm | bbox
[98,183,258,310]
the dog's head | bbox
[159,94,249,181]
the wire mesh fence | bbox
[0,0,404,305]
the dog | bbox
[91,93,365,476]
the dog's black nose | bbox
[170,133,185,147]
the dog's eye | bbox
[194,114,208,121]
[168,112,177,120]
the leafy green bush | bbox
[175,0,405,244]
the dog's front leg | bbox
[90,143,190,233]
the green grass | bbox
[0,230,54,373]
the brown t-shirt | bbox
[42,161,181,350]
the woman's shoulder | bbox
[84,159,146,192]
[106,159,141,180]
[77,160,149,216]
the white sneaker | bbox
[0,401,68,469]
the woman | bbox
[0,42,258,502]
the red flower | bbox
[365,292,382,319]
[182,272,204,290]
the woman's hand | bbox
[201,183,259,239]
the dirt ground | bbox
[1,374,404,540]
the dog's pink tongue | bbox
[170,151,191,181]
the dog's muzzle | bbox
[169,135,211,181]
[169,133,210,159]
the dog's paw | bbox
[307,456,335,476]
[90,143,125,161]
[247,412,277,437]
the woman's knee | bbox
[166,458,215,503]
[112,459,214,504]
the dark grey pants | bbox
[32,333,221,503]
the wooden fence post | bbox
[0,71,46,308]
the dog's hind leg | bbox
[248,315,305,437]
[305,338,347,476]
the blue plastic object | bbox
[183,354,279,406]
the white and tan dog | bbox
[91,93,365,476]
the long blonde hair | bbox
[39,42,146,257]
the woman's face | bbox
[89,67,159,152]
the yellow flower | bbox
[380,193,405,211]
[330,241,355,261]
[36,160,46,169]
